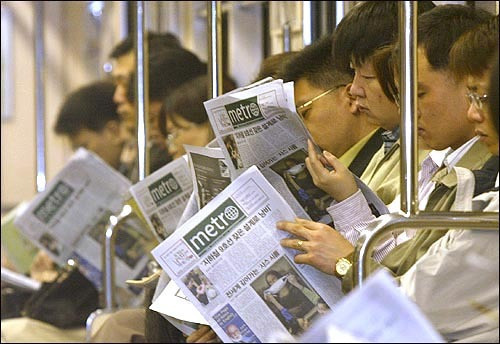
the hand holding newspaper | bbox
[152,166,344,343]
[14,148,153,290]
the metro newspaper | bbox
[152,166,344,342]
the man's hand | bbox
[277,218,354,275]
[306,139,358,201]
[186,325,220,343]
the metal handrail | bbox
[135,0,149,181]
[399,1,418,216]
[34,1,46,193]
[103,205,133,310]
[353,212,499,288]
[207,1,223,99]
[85,205,132,342]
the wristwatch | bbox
[335,257,352,278]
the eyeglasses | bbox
[466,90,488,110]
[296,85,345,118]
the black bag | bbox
[22,265,99,328]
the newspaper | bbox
[129,156,193,242]
[13,148,153,291]
[298,269,444,343]
[185,145,234,209]
[204,79,388,225]
[152,166,343,343]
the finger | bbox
[295,217,332,231]
[280,238,308,252]
[187,326,211,342]
[293,252,313,266]
[276,221,310,239]
[305,157,319,181]
[307,139,322,166]
[198,330,217,343]
[322,150,347,173]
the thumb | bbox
[322,150,347,172]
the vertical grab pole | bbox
[207,1,223,99]
[399,1,419,216]
[135,0,149,180]
[335,1,345,26]
[34,1,46,192]
[302,1,312,47]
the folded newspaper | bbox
[152,166,344,342]
[298,269,444,343]
[129,156,193,242]
[203,78,388,225]
[13,148,153,290]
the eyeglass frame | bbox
[295,84,346,118]
[466,90,488,110]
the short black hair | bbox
[109,31,181,59]
[254,51,299,82]
[332,1,435,74]
[449,16,499,80]
[282,34,352,90]
[158,74,235,138]
[418,5,493,71]
[54,80,118,136]
[126,48,207,102]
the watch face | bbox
[336,259,351,276]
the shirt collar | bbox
[443,136,480,172]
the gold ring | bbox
[296,240,304,250]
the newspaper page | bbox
[204,79,388,226]
[152,166,344,343]
[185,145,233,209]
[299,269,444,343]
[129,156,193,242]
[13,148,152,290]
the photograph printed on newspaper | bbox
[185,144,234,210]
[152,166,344,343]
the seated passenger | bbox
[277,6,497,342]
[1,80,125,342]
[325,1,435,205]
[281,34,383,178]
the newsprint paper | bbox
[152,166,343,343]
[129,156,193,242]
[14,148,152,290]
[185,144,233,209]
[204,79,388,226]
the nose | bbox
[350,72,366,98]
[113,84,127,105]
[466,103,484,124]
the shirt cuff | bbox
[327,189,375,229]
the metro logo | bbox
[183,198,245,256]
[224,96,263,129]
[34,181,74,224]
[148,173,182,206]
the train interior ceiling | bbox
[0,0,498,213]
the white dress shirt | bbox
[328,136,481,262]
